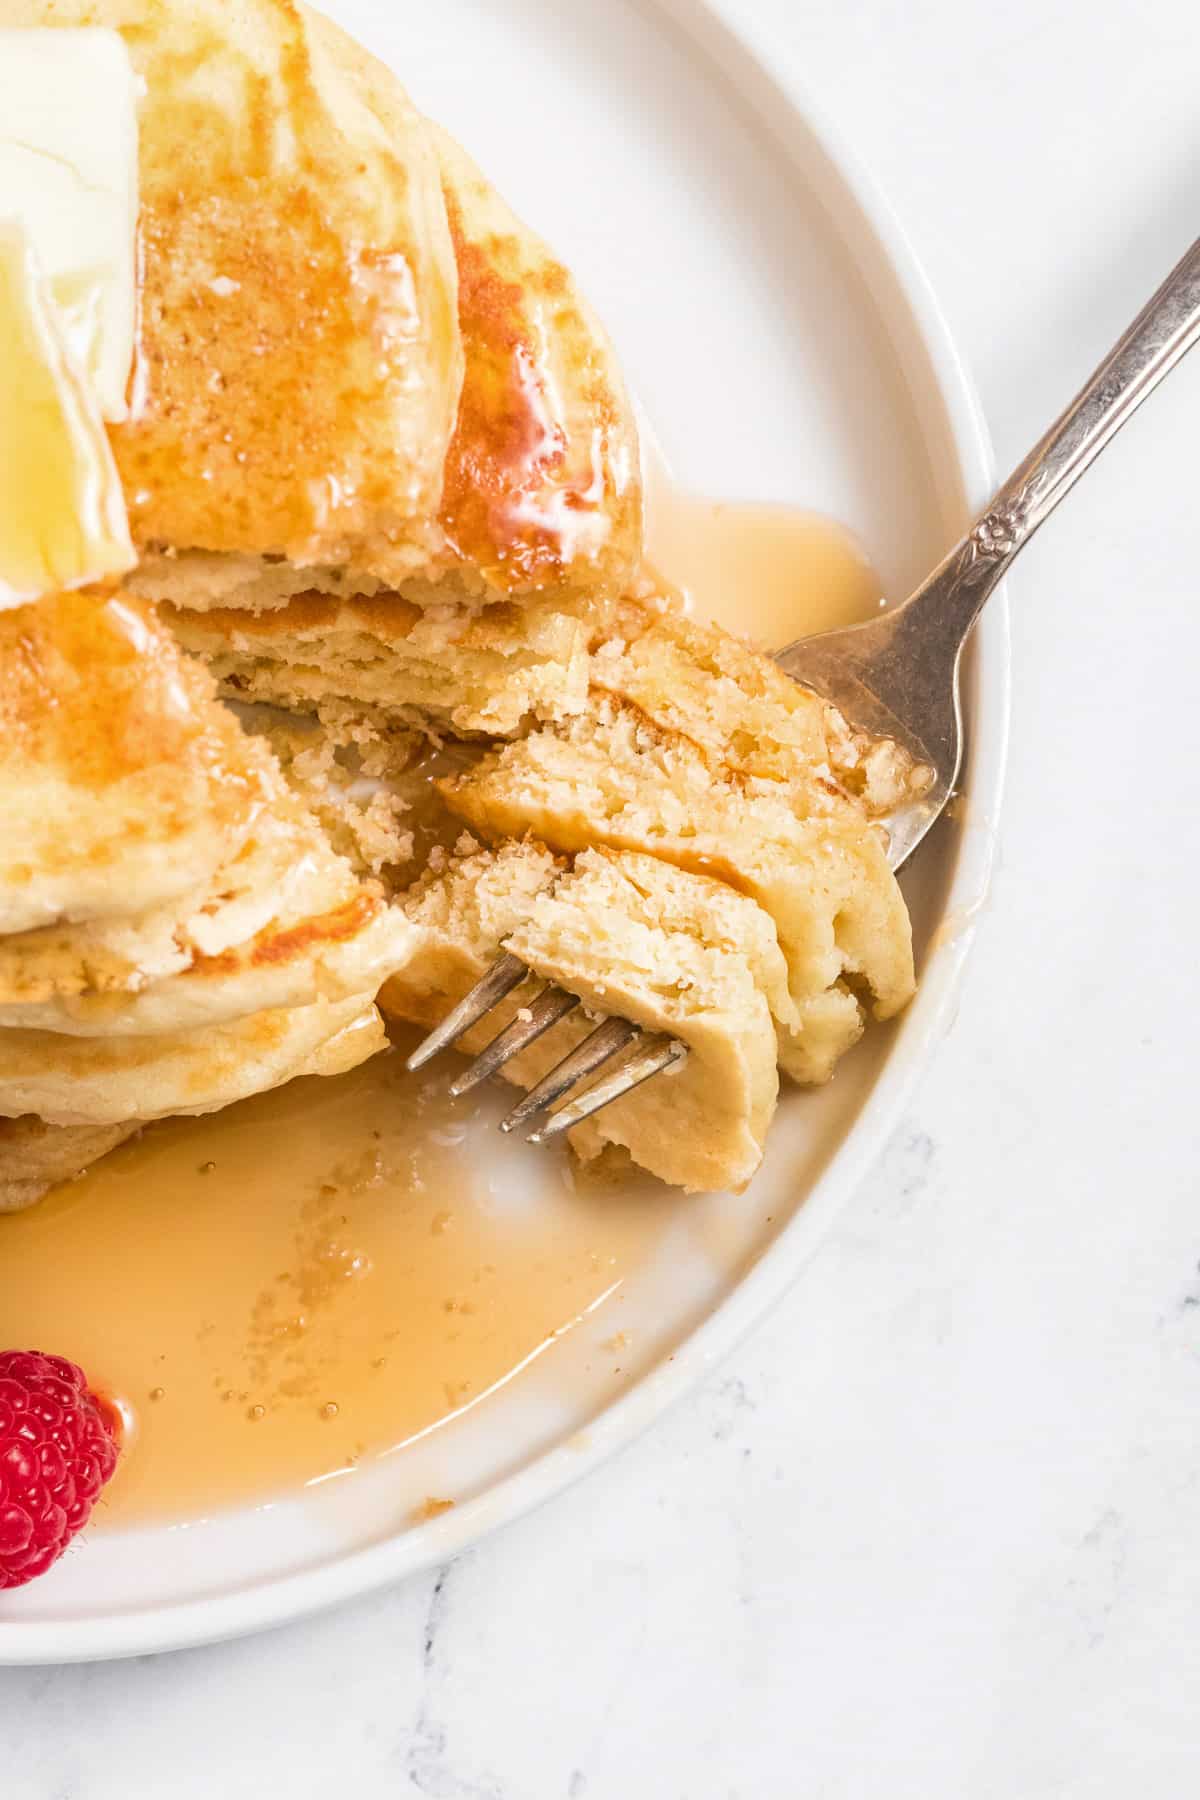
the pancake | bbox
[382,838,566,1030]
[382,843,778,1192]
[0,1117,140,1213]
[5,0,464,586]
[166,588,592,738]
[11,0,641,615]
[0,786,418,1036]
[591,606,929,818]
[425,124,641,608]
[127,110,643,617]
[0,995,386,1127]
[0,591,266,934]
[15,0,645,750]
[142,104,642,739]
[237,705,426,880]
[439,697,915,1084]
[0,576,417,1186]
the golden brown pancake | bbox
[591,605,928,818]
[428,124,642,606]
[5,0,464,585]
[0,591,266,933]
[114,103,643,618]
[0,784,419,1036]
[5,0,641,614]
[135,108,643,738]
[0,994,386,1126]
[12,0,645,752]
[0,581,418,1195]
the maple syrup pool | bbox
[0,486,886,1529]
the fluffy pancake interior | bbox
[0,9,921,1204]
[591,605,929,817]
[166,589,594,738]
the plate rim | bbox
[0,0,1010,1664]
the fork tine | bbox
[448,983,580,1097]
[499,1017,642,1133]
[404,952,527,1072]
[527,1035,688,1144]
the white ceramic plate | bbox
[0,0,1008,1662]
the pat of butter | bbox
[0,26,139,422]
[0,218,134,608]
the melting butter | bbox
[0,27,140,422]
[0,219,134,606]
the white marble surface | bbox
[5,0,1200,1790]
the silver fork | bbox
[408,231,1200,1136]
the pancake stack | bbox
[0,594,417,1209]
[7,0,641,745]
[147,115,641,743]
[0,0,922,1202]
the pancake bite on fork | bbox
[382,843,782,1193]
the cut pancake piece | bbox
[382,844,778,1192]
[518,846,795,1034]
[167,589,592,738]
[0,1117,139,1214]
[506,849,779,1192]
[383,839,565,1029]
[591,605,930,818]
[124,110,641,618]
[0,592,266,934]
[243,707,423,880]
[440,699,915,1083]
[242,714,487,892]
[0,787,419,1037]
[12,0,463,587]
[0,996,386,1128]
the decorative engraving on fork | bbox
[951,464,1052,587]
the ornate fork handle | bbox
[912,232,1200,638]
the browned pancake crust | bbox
[0,592,263,927]
[431,126,642,601]
[0,591,242,794]
[8,0,463,579]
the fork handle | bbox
[906,231,1200,643]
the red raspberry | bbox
[0,1351,120,1590]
